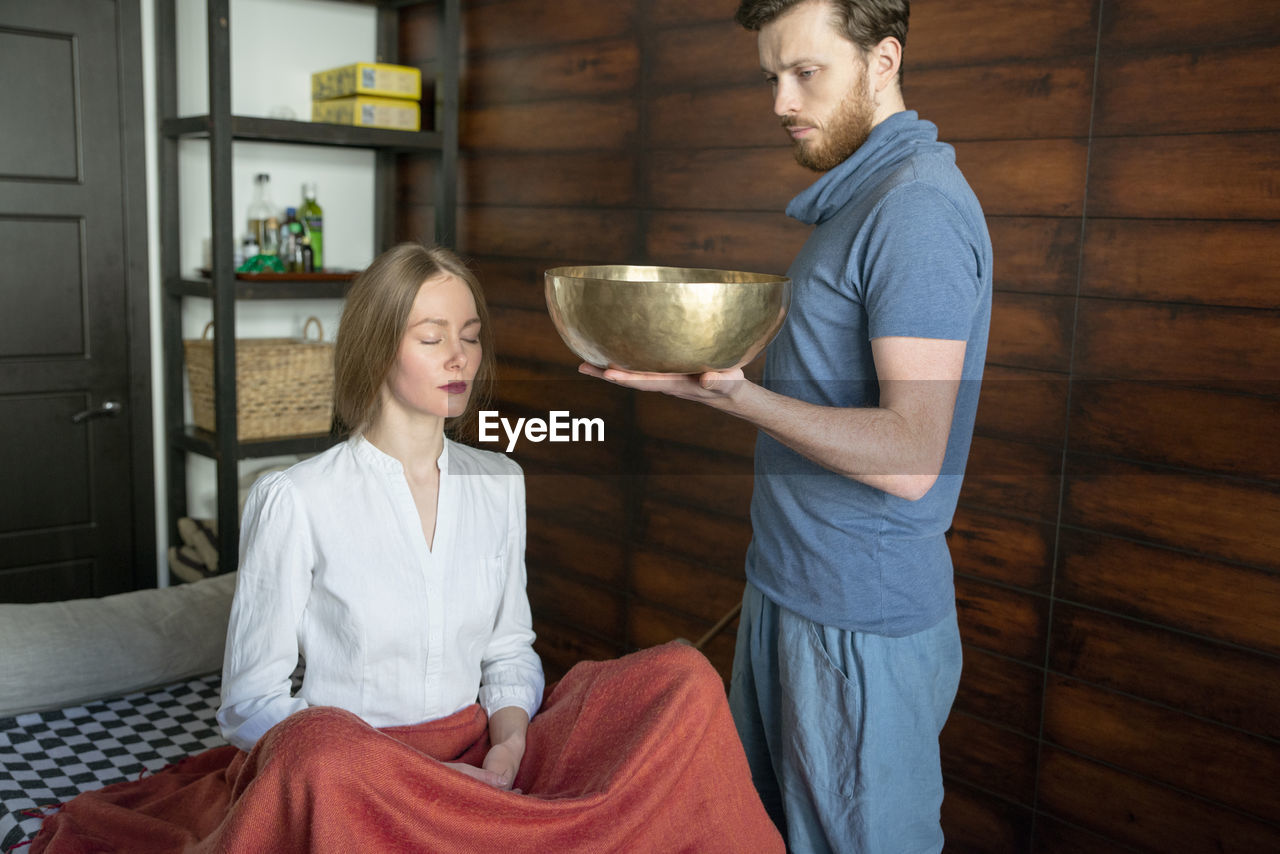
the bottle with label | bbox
[263,216,280,258]
[300,183,323,270]
[300,236,315,273]
[280,207,307,272]
[246,173,274,250]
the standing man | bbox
[582,0,991,850]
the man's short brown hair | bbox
[735,0,909,84]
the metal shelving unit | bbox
[156,0,459,574]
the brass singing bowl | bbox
[545,265,792,374]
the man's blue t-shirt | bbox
[746,110,993,636]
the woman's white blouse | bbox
[217,435,544,751]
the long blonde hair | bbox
[333,243,494,442]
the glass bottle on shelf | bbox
[280,207,307,272]
[300,236,314,273]
[263,215,280,258]
[246,173,275,250]
[300,183,324,270]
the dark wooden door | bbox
[0,0,153,601]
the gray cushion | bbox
[0,573,237,718]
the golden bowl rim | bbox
[544,264,790,287]
[541,265,792,374]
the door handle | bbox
[71,400,123,424]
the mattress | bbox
[0,672,226,852]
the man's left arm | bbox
[580,333,965,501]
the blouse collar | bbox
[351,432,450,477]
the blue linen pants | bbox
[728,582,962,854]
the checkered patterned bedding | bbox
[0,672,226,852]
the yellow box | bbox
[312,96,421,131]
[311,62,422,101]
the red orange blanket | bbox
[32,642,782,853]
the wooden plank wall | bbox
[399,1,1280,851]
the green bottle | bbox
[301,182,323,271]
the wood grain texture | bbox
[940,712,1038,806]
[640,440,754,519]
[462,151,636,207]
[949,505,1055,592]
[910,0,1099,67]
[1062,455,1280,569]
[1043,675,1280,822]
[628,602,737,677]
[975,365,1069,446]
[956,576,1049,663]
[1094,44,1280,136]
[397,3,437,66]
[460,206,638,262]
[954,139,1088,216]
[952,646,1044,735]
[1080,219,1280,309]
[471,256,565,311]
[490,304,583,367]
[634,392,757,459]
[988,216,1081,295]
[1087,133,1280,219]
[648,87,785,149]
[527,518,626,587]
[528,570,625,641]
[649,0,738,29]
[960,435,1063,523]
[644,210,809,273]
[463,0,637,54]
[1056,529,1280,655]
[939,780,1033,854]
[1031,816,1144,854]
[1036,747,1280,853]
[630,547,746,626]
[648,21,760,91]
[646,147,812,211]
[524,473,625,530]
[464,38,638,105]
[532,616,624,683]
[395,153,436,207]
[1072,298,1280,387]
[986,293,1075,372]
[639,497,752,572]
[1099,0,1280,52]
[1049,604,1280,740]
[1068,381,1280,480]
[911,59,1094,141]
[394,203,436,248]
[462,99,638,150]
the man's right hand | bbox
[578,362,746,408]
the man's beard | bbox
[785,83,877,172]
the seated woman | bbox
[218,242,542,790]
[31,244,782,854]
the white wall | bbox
[141,0,382,583]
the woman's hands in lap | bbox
[443,705,529,790]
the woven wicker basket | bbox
[184,317,334,439]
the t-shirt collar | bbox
[785,109,934,226]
